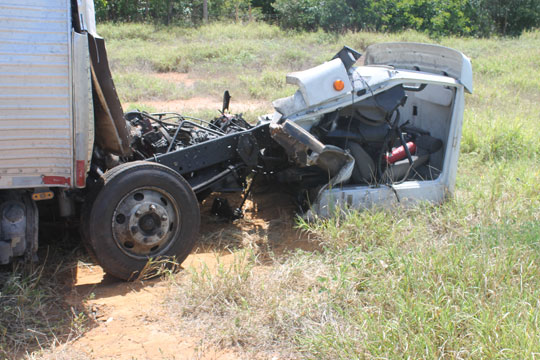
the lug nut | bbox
[149,204,156,212]
[135,210,142,217]
[161,215,168,221]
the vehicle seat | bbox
[348,85,406,126]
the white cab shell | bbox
[286,43,473,217]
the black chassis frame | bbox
[151,123,275,195]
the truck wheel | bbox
[83,161,200,280]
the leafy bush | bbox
[94,0,540,37]
[272,0,321,31]
[273,0,540,36]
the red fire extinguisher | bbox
[385,142,416,164]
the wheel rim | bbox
[111,187,180,260]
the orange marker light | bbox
[32,191,54,201]
[333,79,345,91]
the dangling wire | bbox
[343,85,355,150]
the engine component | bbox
[211,197,236,219]
[0,193,38,264]
[58,190,75,217]
[210,113,252,134]
[124,111,253,163]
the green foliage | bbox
[94,0,108,20]
[95,0,540,37]
[478,0,540,36]
[94,0,540,36]
[95,0,265,25]
[95,0,203,25]
[319,0,352,32]
[272,0,321,31]
[296,0,539,36]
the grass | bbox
[103,24,440,114]
[168,158,540,358]
[0,263,85,358]
[113,73,193,102]
[0,227,93,359]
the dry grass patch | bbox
[0,262,86,359]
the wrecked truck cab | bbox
[267,43,472,217]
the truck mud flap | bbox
[88,34,132,156]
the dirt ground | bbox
[133,97,270,114]
[41,187,316,360]
[126,72,272,113]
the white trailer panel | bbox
[0,0,73,189]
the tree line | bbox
[94,0,540,36]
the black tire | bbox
[346,142,376,184]
[82,161,200,280]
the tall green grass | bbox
[169,158,540,358]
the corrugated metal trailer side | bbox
[0,0,73,189]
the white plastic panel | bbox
[77,0,98,36]
[286,58,353,107]
[309,181,447,218]
[364,42,473,93]
[0,0,73,188]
